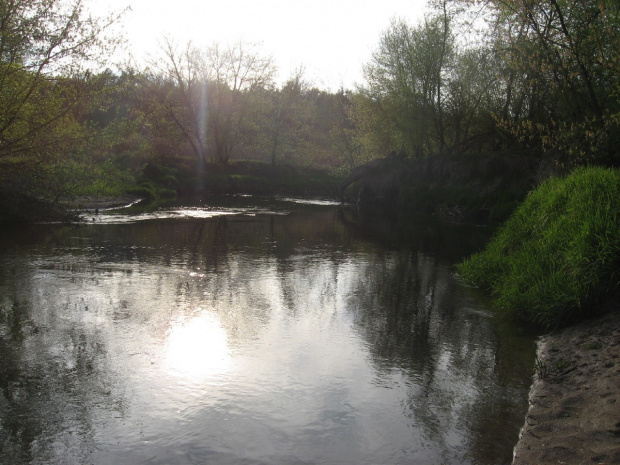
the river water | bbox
[0,197,536,465]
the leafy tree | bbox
[445,47,503,153]
[468,0,620,164]
[356,0,620,166]
[151,40,275,166]
[360,12,456,158]
[302,88,355,169]
[244,75,357,170]
[264,68,306,167]
[148,39,207,164]
[203,42,275,164]
[0,0,122,197]
[323,89,360,170]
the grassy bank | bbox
[457,166,620,329]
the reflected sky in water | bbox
[164,311,232,380]
[0,199,536,465]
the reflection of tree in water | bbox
[0,208,534,465]
[0,268,127,464]
[337,207,494,262]
[348,251,535,465]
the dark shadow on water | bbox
[336,204,497,261]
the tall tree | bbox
[360,13,457,158]
[0,0,121,160]
[444,46,504,153]
[266,68,305,167]
[149,38,207,164]
[151,40,275,165]
[0,0,122,198]
[203,42,275,164]
[467,0,620,163]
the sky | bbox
[88,0,429,90]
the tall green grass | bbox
[457,166,620,329]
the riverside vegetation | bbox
[457,166,620,329]
[2,0,620,218]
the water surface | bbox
[0,197,535,464]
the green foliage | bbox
[360,14,455,158]
[121,162,180,201]
[458,166,620,328]
[0,0,129,220]
[0,0,120,162]
[357,4,502,160]
[478,0,620,163]
[355,0,620,166]
[72,164,135,199]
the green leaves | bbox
[480,0,620,161]
[0,0,123,201]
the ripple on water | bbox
[0,203,536,465]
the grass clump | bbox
[457,166,620,329]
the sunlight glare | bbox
[164,311,232,380]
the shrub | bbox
[457,166,620,329]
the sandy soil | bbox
[512,311,620,464]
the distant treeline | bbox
[1,0,619,206]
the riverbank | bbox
[340,152,543,222]
[512,309,620,464]
[0,191,79,223]
[67,194,144,211]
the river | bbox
[0,196,536,465]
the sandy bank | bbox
[512,311,620,464]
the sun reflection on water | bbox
[164,311,232,380]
